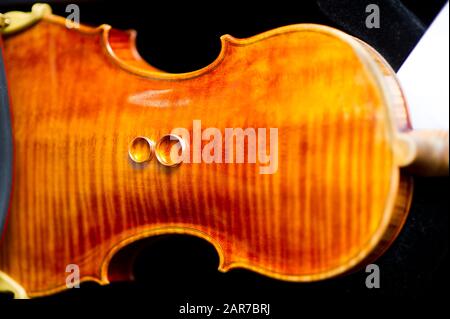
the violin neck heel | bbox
[398,129,449,176]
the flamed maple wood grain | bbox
[0,16,413,297]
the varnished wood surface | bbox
[0,16,413,297]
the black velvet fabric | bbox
[318,0,426,70]
[0,0,448,312]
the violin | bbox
[0,3,448,298]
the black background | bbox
[0,0,448,315]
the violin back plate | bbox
[0,16,413,297]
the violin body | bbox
[0,13,415,297]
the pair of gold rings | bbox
[128,134,186,167]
